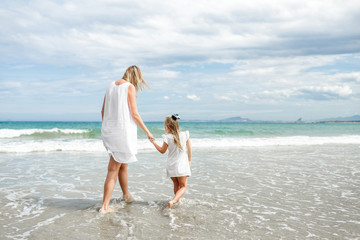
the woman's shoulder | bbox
[127,82,135,91]
[114,80,132,86]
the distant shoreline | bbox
[184,120,360,124]
[1,120,359,124]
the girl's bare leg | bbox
[118,164,133,202]
[171,177,179,195]
[100,156,122,213]
[168,176,187,208]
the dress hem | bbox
[107,149,138,164]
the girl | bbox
[150,114,192,208]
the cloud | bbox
[187,94,200,101]
[147,70,180,79]
[260,89,295,99]
[1,0,360,67]
[333,72,360,83]
[298,85,353,100]
[215,95,232,101]
[231,67,275,76]
[256,85,353,101]
[0,81,22,89]
[214,93,249,102]
[164,96,169,100]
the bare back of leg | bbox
[100,156,122,213]
[118,163,134,202]
[169,176,187,208]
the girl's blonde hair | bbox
[165,116,183,151]
[122,65,150,92]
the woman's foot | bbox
[168,200,176,208]
[99,207,117,214]
[124,194,135,203]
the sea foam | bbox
[0,135,359,153]
[0,128,90,138]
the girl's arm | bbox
[186,139,192,167]
[151,139,168,154]
[128,84,154,140]
[101,96,106,121]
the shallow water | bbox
[1,144,360,239]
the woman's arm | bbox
[127,84,154,140]
[186,139,192,166]
[101,96,106,121]
[150,139,168,154]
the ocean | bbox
[1,121,360,239]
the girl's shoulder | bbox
[180,130,190,139]
[162,133,173,144]
[162,133,173,138]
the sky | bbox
[1,0,360,121]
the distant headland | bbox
[184,115,360,123]
[219,115,360,123]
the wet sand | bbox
[1,144,360,239]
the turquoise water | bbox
[0,121,359,153]
[1,121,359,139]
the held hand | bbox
[147,132,154,141]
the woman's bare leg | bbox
[168,176,187,208]
[118,164,133,201]
[100,156,122,213]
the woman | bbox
[100,65,153,213]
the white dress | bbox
[162,131,191,178]
[101,81,137,163]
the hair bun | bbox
[171,114,180,121]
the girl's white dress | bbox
[162,131,191,178]
[101,81,137,163]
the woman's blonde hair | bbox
[122,65,150,92]
[165,116,183,151]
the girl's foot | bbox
[168,200,176,208]
[99,207,117,214]
[124,194,135,203]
